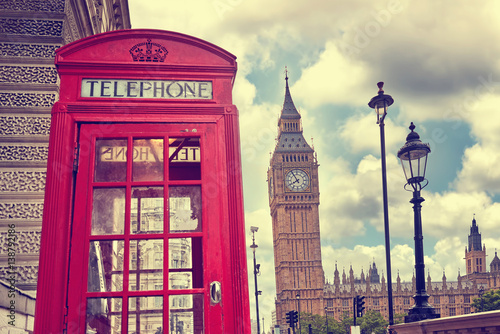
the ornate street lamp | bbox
[397,123,439,322]
[368,82,394,327]
[250,226,261,334]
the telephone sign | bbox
[81,78,213,99]
[35,29,250,334]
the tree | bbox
[472,289,500,312]
[393,313,406,325]
[295,312,343,334]
[357,310,388,334]
[339,312,354,334]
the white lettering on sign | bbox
[100,146,200,162]
[81,79,213,99]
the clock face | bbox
[285,169,310,192]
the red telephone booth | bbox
[35,29,250,333]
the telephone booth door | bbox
[66,122,223,333]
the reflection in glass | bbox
[133,138,164,182]
[129,239,163,291]
[169,294,204,334]
[131,187,164,234]
[169,272,192,289]
[88,240,124,292]
[95,139,127,182]
[169,137,200,180]
[91,188,125,235]
[169,238,192,269]
[86,297,122,334]
[128,296,163,334]
[169,238,203,289]
[169,186,201,232]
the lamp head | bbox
[368,82,394,122]
[397,122,431,191]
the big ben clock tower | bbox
[268,74,325,327]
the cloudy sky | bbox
[129,0,500,328]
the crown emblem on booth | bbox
[129,39,168,62]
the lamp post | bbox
[296,293,301,334]
[368,82,394,327]
[324,306,328,334]
[250,226,261,334]
[397,123,439,322]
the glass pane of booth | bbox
[128,296,163,334]
[95,139,127,182]
[88,240,124,292]
[169,238,203,289]
[129,239,163,291]
[169,186,201,232]
[169,294,204,334]
[86,297,122,334]
[169,137,200,180]
[131,187,164,234]
[132,138,164,182]
[91,188,125,235]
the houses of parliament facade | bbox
[268,76,500,328]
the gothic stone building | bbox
[268,77,500,327]
[0,0,130,330]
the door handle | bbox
[210,281,221,304]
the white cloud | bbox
[339,112,409,154]
[452,94,500,194]
[318,150,411,242]
[430,237,466,278]
[292,41,373,108]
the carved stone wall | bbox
[0,0,131,299]
[0,92,57,107]
[0,231,41,254]
[0,116,51,136]
[0,170,46,192]
[0,43,58,58]
[0,145,49,162]
[0,66,58,84]
[0,265,39,288]
[0,202,44,220]
[0,0,65,12]
[0,18,64,37]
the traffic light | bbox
[292,310,298,325]
[356,295,365,317]
[286,310,293,326]
[285,310,298,328]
